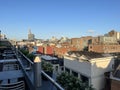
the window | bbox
[72,71,78,77]
[65,67,70,74]
[90,46,92,49]
[80,74,89,83]
[56,66,58,71]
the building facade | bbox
[71,36,92,51]
[28,29,35,41]
[108,30,120,40]
[98,36,117,44]
[64,51,114,90]
[89,44,120,53]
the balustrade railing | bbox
[18,50,64,90]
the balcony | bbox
[0,40,64,90]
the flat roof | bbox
[41,55,58,61]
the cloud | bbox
[87,30,95,33]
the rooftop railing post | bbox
[0,30,1,42]
[16,45,18,55]
[34,56,42,90]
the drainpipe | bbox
[34,56,42,90]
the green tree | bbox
[20,49,35,61]
[56,72,94,90]
[26,53,35,61]
[41,61,53,72]
[20,49,29,56]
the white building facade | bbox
[64,52,114,90]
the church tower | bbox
[28,29,35,41]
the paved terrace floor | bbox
[18,52,59,90]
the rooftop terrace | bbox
[0,40,64,90]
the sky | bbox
[0,0,120,40]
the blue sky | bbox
[0,0,120,40]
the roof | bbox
[41,55,58,60]
[67,51,112,59]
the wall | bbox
[89,44,120,53]
[71,36,92,51]
[90,57,114,90]
[37,46,44,54]
[64,57,91,77]
[64,56,114,90]
[99,36,117,44]
[111,79,120,90]
[89,44,104,53]
[45,46,54,55]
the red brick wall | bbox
[111,79,120,90]
[89,44,104,53]
[71,36,92,50]
[89,44,120,53]
[37,46,44,54]
[45,46,54,55]
[54,46,77,57]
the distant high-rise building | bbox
[28,29,35,41]
[108,30,120,40]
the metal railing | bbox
[42,71,64,90]
[3,64,19,71]
[18,50,33,64]
[18,50,64,90]
[0,81,25,90]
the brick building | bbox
[54,44,77,57]
[89,37,99,44]
[104,57,120,90]
[107,30,120,40]
[37,46,54,55]
[111,62,120,90]
[71,36,92,51]
[44,46,54,55]
[37,46,44,54]
[111,79,120,90]
[99,36,117,44]
[89,44,120,53]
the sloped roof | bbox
[67,51,111,59]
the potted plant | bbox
[42,61,53,80]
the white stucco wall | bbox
[64,58,91,77]
[64,56,114,90]
[90,57,114,90]
[91,75,105,90]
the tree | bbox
[41,61,53,80]
[20,49,35,61]
[56,72,94,90]
[20,49,29,56]
[26,53,35,62]
[41,61,53,73]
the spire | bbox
[29,29,32,34]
